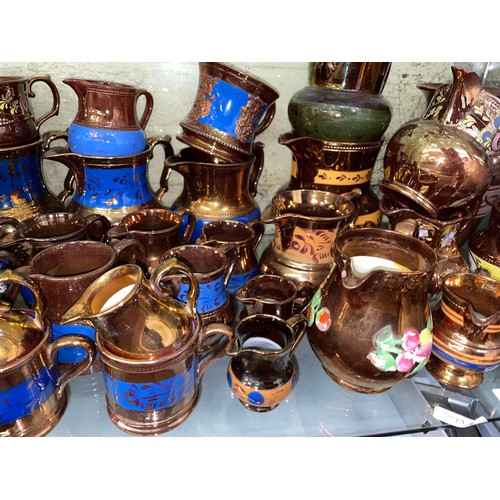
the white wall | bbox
[0,61,455,214]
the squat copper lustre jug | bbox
[426,272,500,389]
[306,227,437,394]
[43,136,174,224]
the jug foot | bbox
[106,391,199,436]
[321,366,391,395]
[0,390,68,437]
[240,400,279,413]
[425,355,484,390]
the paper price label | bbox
[432,405,487,428]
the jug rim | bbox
[63,78,144,94]
[231,313,297,356]
[26,240,117,281]
[200,62,280,100]
[335,227,438,274]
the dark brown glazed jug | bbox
[306,227,437,394]
[0,75,60,147]
[64,78,154,157]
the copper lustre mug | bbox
[178,62,279,163]
[0,269,95,437]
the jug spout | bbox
[62,78,88,99]
[42,147,86,197]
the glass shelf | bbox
[43,233,500,438]
[46,323,500,438]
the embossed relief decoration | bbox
[235,94,267,143]
[274,227,338,265]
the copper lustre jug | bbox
[426,272,500,389]
[43,136,174,224]
[306,227,437,394]
[60,259,234,435]
[0,75,60,147]
[0,269,95,437]
[468,196,500,281]
[278,132,383,227]
[163,143,264,242]
[381,66,494,221]
[178,62,279,163]
[63,78,154,157]
[259,188,359,287]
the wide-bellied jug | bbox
[42,136,174,224]
[306,227,437,394]
[163,143,264,242]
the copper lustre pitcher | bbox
[306,227,437,394]
[163,143,264,242]
[426,272,500,389]
[381,66,494,221]
[259,188,359,287]
[43,136,174,224]
[64,78,154,157]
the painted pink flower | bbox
[396,352,415,372]
[402,329,420,350]
[413,342,432,360]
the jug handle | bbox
[248,142,265,198]
[197,322,235,378]
[254,102,276,136]
[247,218,265,251]
[0,268,45,331]
[292,281,317,316]
[174,208,196,244]
[148,136,174,202]
[85,214,112,243]
[41,129,68,153]
[286,313,309,354]
[150,256,200,319]
[47,334,96,399]
[58,170,76,204]
[111,238,148,271]
[27,75,60,133]
[0,216,20,239]
[136,89,154,129]
[195,240,237,288]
